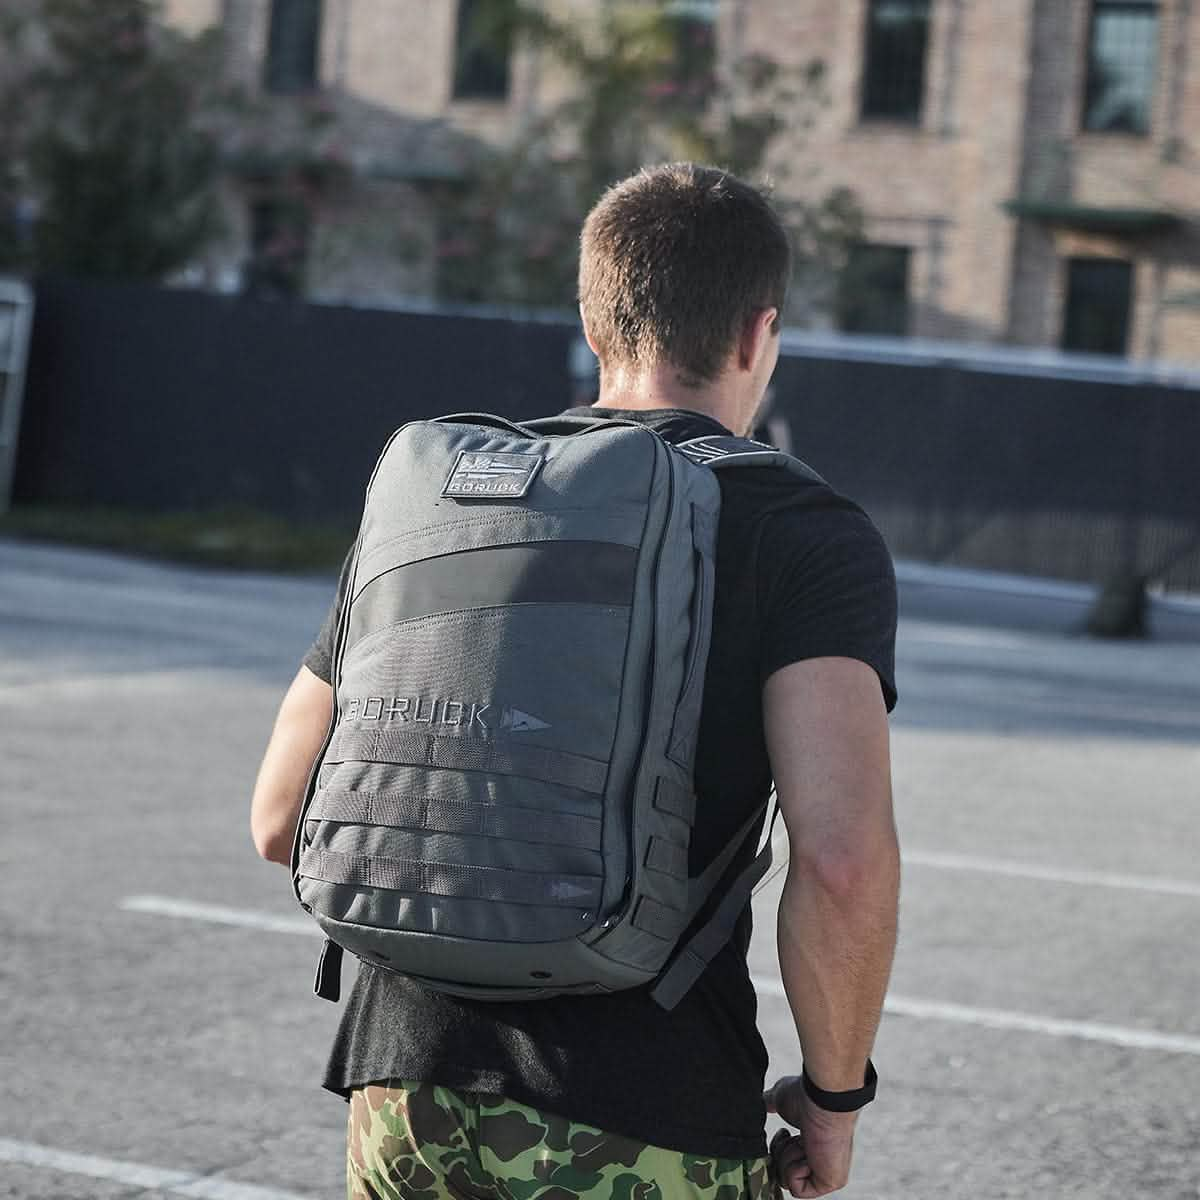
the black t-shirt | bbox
[303,407,897,1159]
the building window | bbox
[664,0,718,105]
[836,244,911,336]
[264,0,322,94]
[860,0,931,123]
[244,199,310,297]
[1083,1,1158,134]
[1062,258,1133,355]
[453,0,512,101]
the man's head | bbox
[578,163,791,394]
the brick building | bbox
[736,0,1200,362]
[170,0,1200,363]
[165,0,528,303]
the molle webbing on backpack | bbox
[298,848,604,907]
[308,790,603,849]
[324,726,610,793]
[292,414,816,1008]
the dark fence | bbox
[14,278,575,521]
[769,343,1200,594]
[13,278,1200,593]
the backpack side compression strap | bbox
[650,435,817,1010]
[649,800,778,1010]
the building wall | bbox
[160,0,1200,362]
[739,0,1035,342]
[213,0,544,135]
[161,0,223,35]
[164,0,497,298]
[1147,0,1200,361]
[741,0,1200,363]
[212,0,270,88]
[1005,0,1200,361]
[1006,0,1083,350]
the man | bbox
[252,163,900,1199]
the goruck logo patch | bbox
[443,450,544,499]
[340,695,553,739]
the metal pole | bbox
[0,277,35,516]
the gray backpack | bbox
[291,413,822,1009]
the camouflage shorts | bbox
[347,1080,776,1200]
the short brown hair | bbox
[578,163,791,384]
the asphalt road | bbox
[1,537,1198,1200]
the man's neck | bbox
[594,362,747,434]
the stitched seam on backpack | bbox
[358,507,646,572]
[343,602,630,660]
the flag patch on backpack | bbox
[442,450,544,498]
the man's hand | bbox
[765,1076,858,1198]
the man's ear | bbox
[579,308,600,356]
[737,307,780,372]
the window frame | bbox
[1080,0,1160,137]
[664,0,718,104]
[451,0,513,103]
[858,0,933,126]
[835,242,913,337]
[263,0,323,96]
[244,195,311,298]
[1060,256,1135,357]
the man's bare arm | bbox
[763,656,900,1197]
[250,665,333,866]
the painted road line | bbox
[121,894,1200,1059]
[124,841,1200,944]
[894,560,1097,603]
[0,1138,311,1200]
[120,894,316,936]
[898,625,1044,651]
[903,849,1200,899]
[753,980,1200,1057]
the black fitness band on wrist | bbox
[800,1059,878,1112]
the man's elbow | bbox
[790,829,900,906]
[251,818,295,866]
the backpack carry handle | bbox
[435,412,535,438]
[433,411,647,441]
[523,414,646,437]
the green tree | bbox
[12,0,225,280]
[0,1,39,270]
[435,1,861,311]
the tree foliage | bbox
[2,0,225,280]
[0,0,39,269]
[436,1,862,312]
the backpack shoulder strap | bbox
[676,435,828,487]
[647,433,825,1011]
